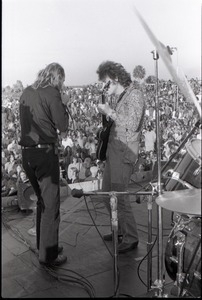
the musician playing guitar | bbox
[96,60,146,254]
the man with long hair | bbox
[19,63,69,266]
[96,61,145,253]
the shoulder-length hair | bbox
[32,62,65,91]
[96,61,132,88]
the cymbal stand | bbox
[150,49,165,297]
[146,182,164,292]
[146,183,156,291]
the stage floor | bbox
[2,183,179,298]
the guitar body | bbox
[96,123,112,161]
[96,81,113,161]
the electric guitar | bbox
[96,81,113,161]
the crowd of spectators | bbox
[2,78,201,197]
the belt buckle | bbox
[37,144,49,148]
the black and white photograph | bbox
[2,0,201,298]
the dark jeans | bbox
[22,147,60,263]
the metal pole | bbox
[176,49,179,110]
[151,50,164,297]
[147,190,154,291]
[153,52,162,194]
[170,47,178,111]
[110,193,119,297]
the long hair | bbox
[32,62,65,91]
[96,61,132,88]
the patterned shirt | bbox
[110,84,145,142]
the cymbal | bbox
[156,189,201,215]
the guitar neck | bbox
[101,93,108,126]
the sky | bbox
[2,0,201,88]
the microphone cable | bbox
[137,236,157,288]
[83,195,113,258]
[83,195,122,298]
[2,207,96,298]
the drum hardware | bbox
[165,139,202,192]
[146,182,160,292]
[193,166,202,177]
[130,182,165,293]
[133,10,201,297]
[193,271,201,280]
[179,236,201,298]
[149,49,166,298]
[161,137,201,223]
[71,185,201,297]
[172,231,186,297]
[169,214,191,237]
[160,120,201,177]
[163,170,195,190]
[165,214,201,298]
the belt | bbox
[22,144,54,149]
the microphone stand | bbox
[109,192,119,297]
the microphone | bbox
[110,194,118,230]
[151,50,159,60]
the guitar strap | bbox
[117,89,127,105]
[109,89,127,118]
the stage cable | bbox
[2,209,97,298]
[137,236,157,288]
[83,195,113,257]
[83,195,124,298]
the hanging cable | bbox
[137,236,157,287]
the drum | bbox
[165,214,201,298]
[165,139,201,191]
